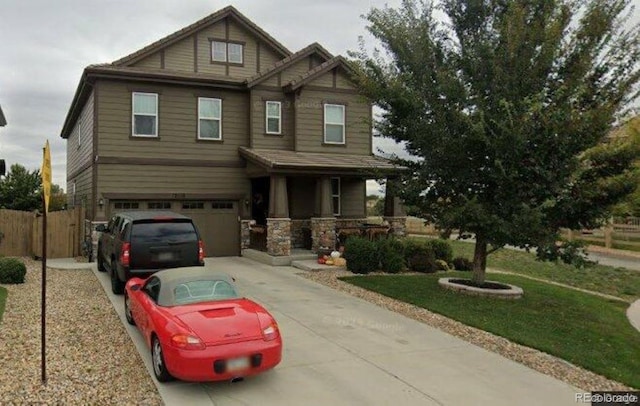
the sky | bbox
[0,0,406,195]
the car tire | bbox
[110,260,124,295]
[97,247,106,272]
[152,336,174,382]
[124,293,135,326]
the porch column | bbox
[266,175,291,256]
[311,176,336,252]
[383,177,407,237]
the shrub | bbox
[409,250,437,273]
[427,239,453,263]
[0,258,27,284]
[343,236,379,274]
[435,259,450,271]
[452,256,473,271]
[376,238,405,273]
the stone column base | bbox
[384,216,407,238]
[240,219,254,250]
[266,218,291,256]
[311,217,337,252]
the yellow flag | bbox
[41,140,52,212]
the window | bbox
[212,41,227,62]
[143,277,161,303]
[132,92,158,137]
[182,201,205,209]
[228,43,243,64]
[212,201,233,209]
[211,41,244,64]
[265,101,281,134]
[148,201,171,210]
[324,104,345,144]
[114,201,139,210]
[198,97,222,140]
[331,177,341,216]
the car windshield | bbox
[173,279,239,305]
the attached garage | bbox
[109,200,240,257]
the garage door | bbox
[179,200,240,257]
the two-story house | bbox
[60,6,405,260]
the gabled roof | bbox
[284,56,357,92]
[245,42,333,87]
[112,5,291,67]
[239,147,402,175]
[0,105,5,127]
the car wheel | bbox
[110,260,124,295]
[124,293,135,326]
[97,248,106,272]
[152,336,174,382]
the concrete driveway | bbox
[94,257,581,406]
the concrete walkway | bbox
[49,257,586,405]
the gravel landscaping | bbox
[301,269,635,392]
[0,257,161,405]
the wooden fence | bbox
[0,207,85,258]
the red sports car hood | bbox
[168,299,264,345]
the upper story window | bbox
[132,92,158,137]
[324,104,345,144]
[265,101,281,134]
[211,40,244,64]
[331,177,341,216]
[198,97,222,140]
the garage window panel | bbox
[148,201,171,210]
[212,201,234,209]
[114,201,139,210]
[182,201,205,209]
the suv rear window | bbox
[131,221,198,243]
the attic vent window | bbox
[211,40,244,65]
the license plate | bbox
[157,252,174,261]
[227,357,249,372]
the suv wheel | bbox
[97,247,106,272]
[110,260,124,295]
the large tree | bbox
[0,164,42,211]
[352,0,640,284]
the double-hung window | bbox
[198,97,222,140]
[265,101,281,134]
[324,104,345,144]
[331,177,341,216]
[132,92,158,137]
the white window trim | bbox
[77,119,82,148]
[132,92,158,138]
[228,43,243,64]
[331,177,341,216]
[198,97,222,140]
[324,104,346,144]
[212,41,227,62]
[265,101,282,134]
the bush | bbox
[427,239,453,263]
[408,250,437,273]
[376,238,405,273]
[344,236,379,274]
[452,256,473,271]
[0,258,27,284]
[435,259,450,271]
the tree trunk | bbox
[472,234,488,285]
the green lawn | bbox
[341,272,640,389]
[444,239,640,301]
[0,287,6,323]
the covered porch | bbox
[238,147,406,262]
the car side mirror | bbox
[131,284,141,291]
[96,224,107,232]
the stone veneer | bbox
[240,219,254,250]
[335,218,367,229]
[290,219,312,249]
[311,217,337,252]
[266,218,291,256]
[383,216,408,238]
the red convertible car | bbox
[124,267,282,382]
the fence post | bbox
[604,224,613,249]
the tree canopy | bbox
[0,164,66,212]
[351,0,640,283]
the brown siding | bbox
[133,52,162,69]
[96,80,248,161]
[67,90,94,176]
[289,177,315,218]
[97,164,250,197]
[280,58,312,84]
[197,21,227,75]
[68,167,93,218]
[295,89,371,155]
[250,89,294,150]
[308,70,334,88]
[227,20,258,78]
[340,177,366,218]
[335,70,356,90]
[259,45,281,72]
[164,37,193,71]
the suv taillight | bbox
[120,242,131,267]
[198,240,205,264]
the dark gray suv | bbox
[96,211,205,294]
